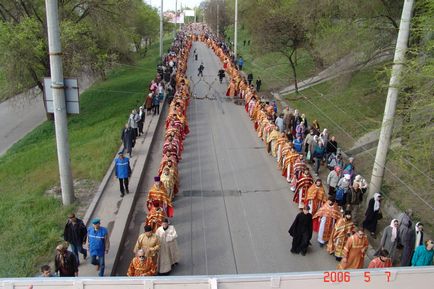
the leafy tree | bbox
[0,0,159,101]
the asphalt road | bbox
[115,41,338,275]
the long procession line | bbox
[244,49,433,185]
[201,34,433,211]
[296,89,434,211]
[307,84,434,183]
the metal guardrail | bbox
[2,267,434,289]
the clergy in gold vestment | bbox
[327,212,355,260]
[145,200,166,232]
[160,167,175,201]
[305,179,328,231]
[146,176,173,217]
[132,225,161,276]
[313,198,341,246]
[127,249,156,276]
[337,229,369,270]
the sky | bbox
[146,0,204,12]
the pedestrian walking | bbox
[400,222,416,266]
[313,197,341,248]
[87,218,109,277]
[326,166,341,198]
[121,124,134,158]
[146,93,153,115]
[133,225,160,276]
[377,219,399,262]
[138,106,145,136]
[414,222,424,249]
[368,249,392,268]
[289,205,313,256]
[327,211,355,261]
[275,113,284,132]
[115,151,131,197]
[54,244,78,277]
[40,264,56,277]
[152,93,160,115]
[237,56,244,70]
[63,213,87,264]
[362,193,383,238]
[158,82,165,102]
[335,174,351,207]
[156,219,181,275]
[255,77,262,92]
[412,240,434,266]
[345,182,364,225]
[197,62,204,77]
[397,209,413,247]
[247,73,253,85]
[313,141,325,176]
[337,228,368,270]
[128,109,140,140]
[127,249,155,276]
[218,68,225,83]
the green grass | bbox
[0,40,169,277]
[225,26,316,92]
[284,63,433,232]
[285,65,389,149]
[0,68,8,101]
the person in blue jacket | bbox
[115,151,131,197]
[412,240,434,266]
[293,135,303,153]
[87,219,109,276]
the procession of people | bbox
[44,23,432,278]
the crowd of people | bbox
[39,23,432,278]
[194,25,433,270]
[41,27,195,278]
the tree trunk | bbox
[288,50,299,94]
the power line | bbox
[307,84,434,183]
[297,90,433,210]
[247,55,434,189]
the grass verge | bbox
[285,65,388,149]
[284,64,433,234]
[224,26,316,92]
[0,41,168,277]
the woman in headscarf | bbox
[377,219,399,262]
[362,193,382,238]
[311,119,320,136]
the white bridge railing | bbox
[1,267,434,289]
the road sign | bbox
[43,78,80,114]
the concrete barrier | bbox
[1,267,433,289]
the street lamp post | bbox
[45,0,74,205]
[234,0,238,58]
[159,0,163,58]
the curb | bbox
[109,98,168,275]
[82,154,117,227]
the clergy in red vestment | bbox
[305,179,328,231]
[313,197,342,247]
[293,168,313,207]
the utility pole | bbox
[368,0,415,201]
[174,0,177,37]
[216,2,220,37]
[159,0,163,58]
[45,0,74,205]
[234,0,238,57]
[216,2,220,36]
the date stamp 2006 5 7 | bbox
[323,271,392,283]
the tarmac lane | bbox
[115,41,338,276]
[170,42,338,275]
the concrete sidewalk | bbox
[76,102,167,277]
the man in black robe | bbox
[121,124,134,157]
[289,205,313,256]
